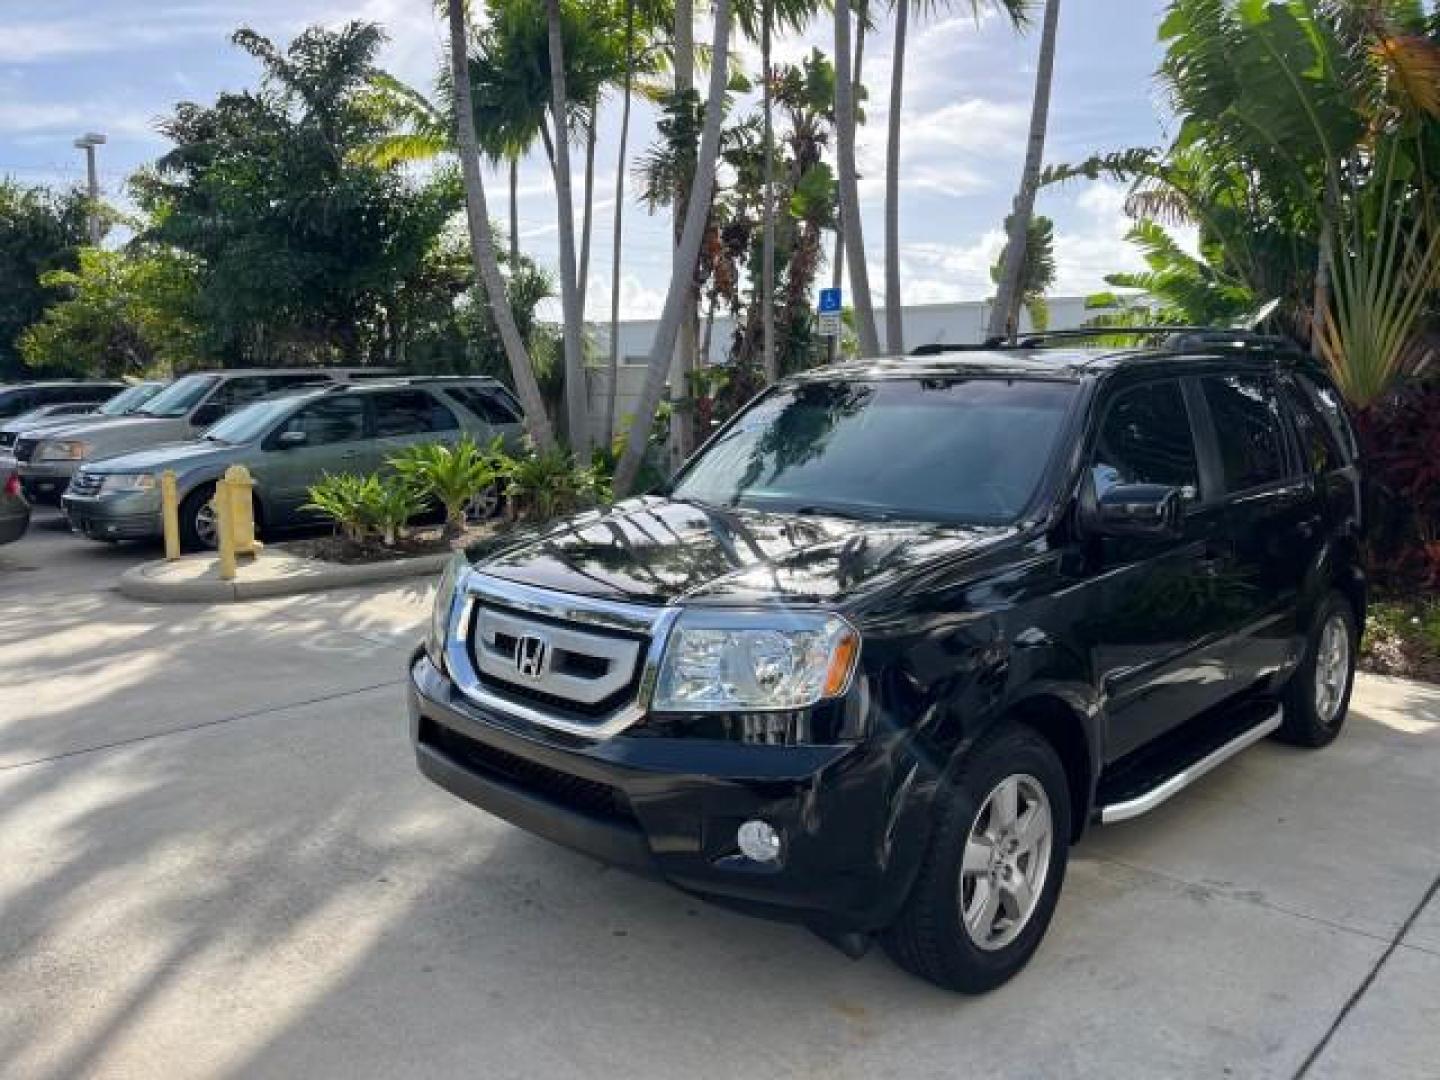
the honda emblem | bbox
[514,634,549,680]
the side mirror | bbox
[1082,481,1184,540]
[276,429,308,449]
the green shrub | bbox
[303,472,424,548]
[389,436,509,538]
[506,443,609,523]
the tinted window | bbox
[1282,379,1342,475]
[209,377,275,415]
[1296,374,1357,463]
[283,396,367,446]
[1202,375,1288,491]
[446,386,522,425]
[75,384,121,402]
[673,378,1078,524]
[1092,381,1200,497]
[372,390,459,437]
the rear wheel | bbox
[464,481,504,523]
[178,484,218,552]
[883,725,1070,993]
[1277,591,1357,748]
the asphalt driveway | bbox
[1,510,1437,1078]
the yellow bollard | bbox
[160,470,180,561]
[215,473,236,582]
[223,465,260,557]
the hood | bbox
[4,413,107,439]
[84,439,230,474]
[44,415,190,453]
[474,496,1014,607]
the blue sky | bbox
[0,0,1177,319]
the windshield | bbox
[98,383,163,416]
[202,397,306,444]
[673,378,1078,525]
[139,375,219,418]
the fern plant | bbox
[390,436,509,538]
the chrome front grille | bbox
[444,573,679,739]
[12,437,37,463]
[473,605,642,707]
[68,471,103,498]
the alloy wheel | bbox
[1314,613,1351,726]
[959,773,1053,952]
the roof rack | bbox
[910,325,1299,357]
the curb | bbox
[118,551,452,603]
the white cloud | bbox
[0,14,230,63]
[0,103,82,133]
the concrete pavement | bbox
[2,508,1438,1078]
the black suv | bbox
[408,335,1364,993]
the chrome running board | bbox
[1099,708,1283,824]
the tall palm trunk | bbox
[578,110,598,318]
[829,12,865,364]
[988,0,1061,343]
[605,0,637,447]
[882,0,909,355]
[446,0,555,451]
[761,0,778,382]
[508,156,520,269]
[546,0,590,454]
[613,0,733,496]
[670,0,698,461]
[835,0,880,357]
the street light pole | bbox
[72,132,106,245]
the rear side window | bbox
[372,390,460,437]
[445,386,522,425]
[1200,375,1288,492]
[1282,378,1344,475]
[1092,381,1201,497]
[0,391,33,418]
[1295,374,1357,464]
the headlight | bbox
[36,439,90,462]
[654,610,860,712]
[99,473,157,494]
[426,553,468,671]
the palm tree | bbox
[613,0,735,496]
[545,0,590,454]
[761,0,778,382]
[987,0,1060,344]
[604,0,639,446]
[988,213,1055,330]
[884,0,1029,354]
[445,0,557,451]
[833,0,880,357]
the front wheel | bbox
[1277,591,1357,748]
[464,481,504,523]
[178,484,218,552]
[883,726,1071,993]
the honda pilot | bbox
[408,335,1364,992]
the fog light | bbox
[737,820,782,864]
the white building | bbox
[588,296,1099,435]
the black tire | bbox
[178,484,217,553]
[883,725,1071,994]
[1276,590,1357,748]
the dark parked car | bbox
[64,377,525,548]
[0,459,29,546]
[0,381,126,424]
[408,333,1364,993]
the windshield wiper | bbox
[792,504,895,523]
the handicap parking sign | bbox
[818,288,842,314]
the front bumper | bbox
[17,460,78,501]
[60,491,162,541]
[409,650,920,930]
